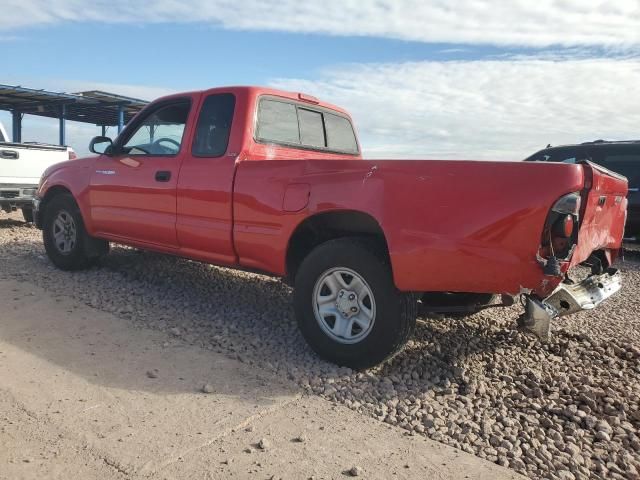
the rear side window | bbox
[192,93,236,157]
[325,113,358,153]
[256,97,358,154]
[256,100,300,145]
[596,150,640,186]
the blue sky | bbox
[1,0,640,159]
[4,23,521,89]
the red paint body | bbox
[37,86,628,297]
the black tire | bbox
[22,207,34,223]
[42,194,107,271]
[294,238,417,370]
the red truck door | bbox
[89,98,193,247]
[175,92,238,265]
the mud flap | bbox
[83,234,110,259]
[518,297,555,341]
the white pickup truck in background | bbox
[0,122,76,222]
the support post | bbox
[11,111,22,143]
[101,125,106,137]
[59,104,66,146]
[117,105,124,133]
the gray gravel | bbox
[1,211,639,479]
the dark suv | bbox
[525,140,639,238]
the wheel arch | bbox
[285,209,391,282]
[36,185,74,229]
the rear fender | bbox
[571,162,628,266]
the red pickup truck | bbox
[34,86,627,369]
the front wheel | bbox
[43,194,108,271]
[294,238,416,370]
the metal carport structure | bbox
[0,84,148,145]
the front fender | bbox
[37,158,96,233]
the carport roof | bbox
[0,84,148,126]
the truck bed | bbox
[232,158,627,296]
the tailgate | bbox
[0,143,69,185]
[572,161,628,265]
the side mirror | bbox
[89,136,113,155]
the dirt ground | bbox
[2,210,639,479]
[0,276,520,479]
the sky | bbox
[1,0,639,159]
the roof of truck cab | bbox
[154,86,353,118]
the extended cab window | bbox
[192,93,236,157]
[256,98,358,154]
[325,113,358,153]
[298,108,325,148]
[122,101,190,155]
[256,100,300,145]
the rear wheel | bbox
[43,194,108,270]
[22,207,34,223]
[294,238,416,370]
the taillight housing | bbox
[68,150,77,160]
[540,192,581,261]
[551,192,581,216]
[551,214,574,238]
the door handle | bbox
[0,149,19,159]
[155,170,171,182]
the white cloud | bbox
[1,0,639,48]
[3,59,640,161]
[272,58,640,159]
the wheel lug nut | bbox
[351,307,358,312]
[349,294,355,301]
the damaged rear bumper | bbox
[519,268,621,340]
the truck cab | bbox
[65,87,361,261]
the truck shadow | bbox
[1,238,518,394]
[0,217,29,229]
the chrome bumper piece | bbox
[519,268,622,340]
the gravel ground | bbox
[1,211,639,480]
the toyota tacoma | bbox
[33,86,627,369]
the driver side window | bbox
[122,101,190,156]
